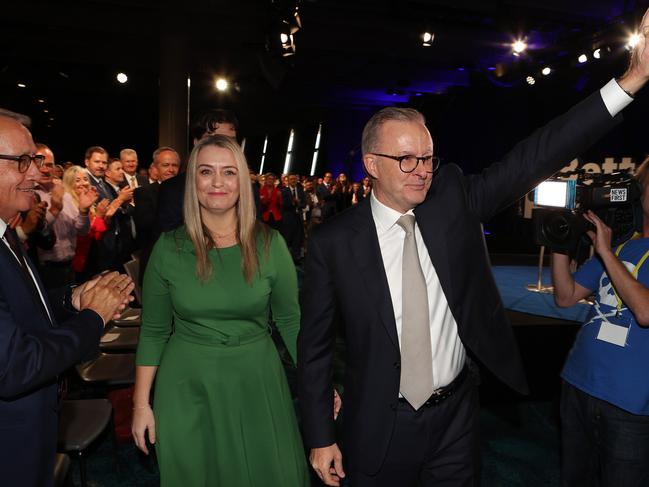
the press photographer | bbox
[551,158,649,485]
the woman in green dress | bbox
[131,135,310,486]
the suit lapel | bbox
[414,197,455,309]
[349,200,400,350]
[0,240,53,326]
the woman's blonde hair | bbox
[183,134,268,283]
[62,165,87,207]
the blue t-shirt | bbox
[561,237,649,415]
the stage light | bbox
[116,72,128,84]
[577,54,588,64]
[215,78,228,91]
[627,32,641,49]
[422,31,434,46]
[37,99,45,103]
[43,109,49,113]
[281,33,296,57]
[512,40,527,55]
[593,48,601,59]
[17,83,26,88]
[526,76,536,85]
[541,67,552,76]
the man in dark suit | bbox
[133,147,180,280]
[281,173,307,262]
[119,148,149,190]
[316,171,338,220]
[0,109,135,487]
[298,34,649,486]
[84,146,112,201]
[103,158,136,267]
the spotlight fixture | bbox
[627,32,641,49]
[116,72,128,84]
[280,32,296,57]
[215,78,229,91]
[17,83,26,88]
[43,109,49,113]
[577,54,588,64]
[526,76,536,85]
[541,67,552,76]
[512,39,527,56]
[37,99,45,103]
[593,48,601,59]
[422,31,434,47]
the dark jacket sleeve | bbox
[0,292,103,399]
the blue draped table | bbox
[491,265,591,323]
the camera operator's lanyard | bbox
[611,235,649,317]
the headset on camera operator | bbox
[551,157,649,486]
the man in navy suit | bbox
[0,109,135,487]
[299,20,649,487]
[281,173,307,262]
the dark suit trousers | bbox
[348,374,480,487]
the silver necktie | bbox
[396,214,433,410]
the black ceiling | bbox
[2,0,647,164]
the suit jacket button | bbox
[390,402,398,411]
[393,361,400,369]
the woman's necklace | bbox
[213,229,237,239]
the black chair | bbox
[112,306,141,328]
[76,353,135,386]
[58,399,113,487]
[100,326,139,353]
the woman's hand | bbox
[94,199,110,219]
[132,404,156,455]
[78,186,99,211]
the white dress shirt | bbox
[371,193,466,390]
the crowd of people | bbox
[0,10,648,487]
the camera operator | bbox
[551,158,649,486]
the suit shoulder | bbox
[309,204,359,242]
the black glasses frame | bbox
[371,153,440,173]
[0,154,46,173]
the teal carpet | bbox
[62,400,561,486]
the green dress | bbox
[136,227,310,487]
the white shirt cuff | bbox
[600,78,633,117]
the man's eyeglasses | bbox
[370,153,440,173]
[0,154,46,173]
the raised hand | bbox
[118,186,134,204]
[78,186,99,211]
[21,201,48,235]
[619,7,649,94]
[50,180,64,217]
[94,199,110,219]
